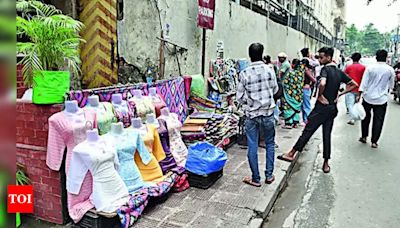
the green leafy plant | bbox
[16,0,85,87]
[16,169,30,186]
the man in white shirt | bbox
[358,50,395,148]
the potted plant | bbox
[16,0,85,104]
[16,164,30,227]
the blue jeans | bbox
[302,88,312,123]
[245,114,276,183]
[345,92,357,116]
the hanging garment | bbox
[103,131,155,194]
[132,124,166,182]
[158,113,188,167]
[46,110,97,222]
[117,173,177,228]
[129,96,156,122]
[157,119,185,175]
[84,102,116,135]
[67,138,130,213]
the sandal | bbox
[277,153,296,162]
[265,176,275,184]
[243,177,261,187]
[359,137,367,144]
[322,164,331,173]
[282,125,293,129]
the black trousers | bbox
[361,100,387,144]
[293,103,338,159]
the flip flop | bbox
[242,177,261,187]
[265,176,275,184]
[322,164,331,173]
[359,137,367,144]
[277,154,295,162]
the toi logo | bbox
[8,185,34,213]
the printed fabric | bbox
[84,102,116,135]
[117,173,177,228]
[130,96,156,121]
[282,63,305,125]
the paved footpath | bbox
[135,126,317,228]
[21,125,317,228]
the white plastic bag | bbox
[350,102,366,121]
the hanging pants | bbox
[293,103,338,160]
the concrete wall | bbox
[117,0,333,78]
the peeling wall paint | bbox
[117,0,329,79]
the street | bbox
[264,98,400,228]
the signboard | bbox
[197,0,216,30]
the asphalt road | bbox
[264,98,400,228]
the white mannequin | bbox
[112,94,123,104]
[88,95,100,107]
[160,107,170,117]
[131,117,147,136]
[111,93,128,115]
[133,90,143,99]
[149,87,161,102]
[131,118,143,129]
[146,114,159,128]
[110,122,124,135]
[86,128,100,142]
[65,100,79,113]
[64,100,85,124]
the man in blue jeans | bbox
[237,43,279,187]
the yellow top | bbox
[134,124,166,182]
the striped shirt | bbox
[237,61,279,119]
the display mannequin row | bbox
[46,98,185,221]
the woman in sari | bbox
[282,59,305,128]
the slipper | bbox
[277,154,295,162]
[282,125,293,129]
[322,164,331,173]
[359,137,367,144]
[243,177,261,187]
[265,176,275,184]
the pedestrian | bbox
[358,50,395,148]
[277,52,291,81]
[282,59,305,129]
[264,55,280,125]
[300,48,318,124]
[237,43,279,187]
[277,47,358,173]
[344,52,366,125]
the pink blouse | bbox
[46,109,97,223]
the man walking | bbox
[344,52,366,125]
[278,47,358,173]
[237,43,279,187]
[359,50,395,148]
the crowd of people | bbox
[237,43,396,187]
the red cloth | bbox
[344,63,366,92]
[183,76,192,101]
[172,174,190,192]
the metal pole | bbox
[201,28,206,76]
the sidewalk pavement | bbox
[135,126,314,228]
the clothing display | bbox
[67,138,130,213]
[157,119,184,175]
[84,102,116,135]
[113,100,135,128]
[149,94,167,117]
[132,124,166,182]
[117,173,177,228]
[46,109,97,223]
[158,113,188,167]
[103,130,154,194]
[129,96,156,121]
